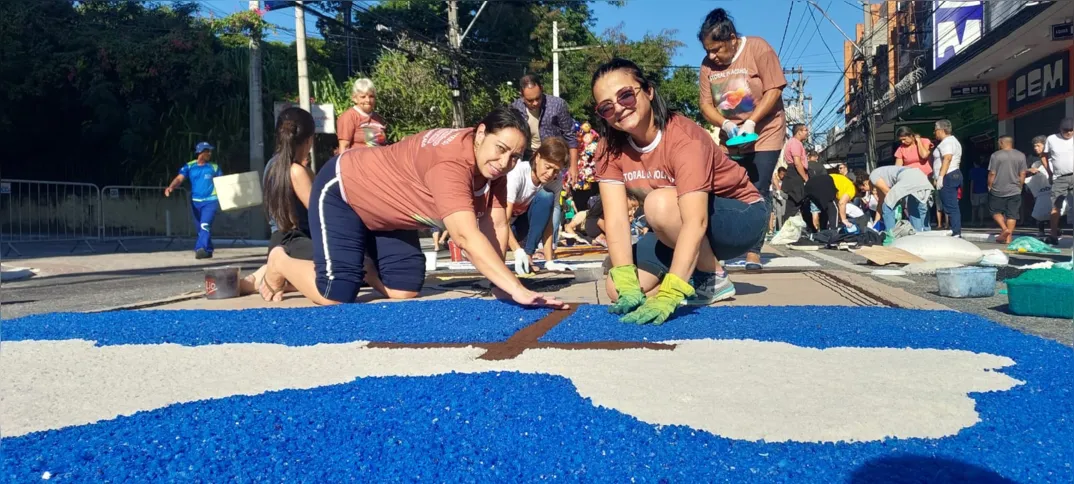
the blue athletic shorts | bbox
[309,157,426,303]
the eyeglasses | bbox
[595,87,640,120]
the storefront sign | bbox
[1052,23,1074,41]
[950,84,989,97]
[933,1,984,70]
[1004,49,1070,113]
[272,102,337,134]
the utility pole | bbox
[295,1,315,170]
[808,0,877,171]
[248,0,264,177]
[552,22,599,97]
[553,21,560,97]
[446,0,465,128]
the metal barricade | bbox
[0,179,102,256]
[99,185,197,252]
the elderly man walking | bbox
[510,74,579,270]
[1041,118,1074,245]
[932,119,963,237]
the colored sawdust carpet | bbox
[2,300,1071,482]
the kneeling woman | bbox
[593,58,766,325]
[260,107,566,309]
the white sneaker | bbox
[686,271,736,306]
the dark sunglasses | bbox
[595,87,640,120]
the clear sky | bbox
[203,0,870,133]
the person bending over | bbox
[863,165,934,235]
[259,106,566,310]
[593,58,766,325]
[505,138,568,275]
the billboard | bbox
[933,1,984,70]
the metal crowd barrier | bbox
[1,179,262,256]
[99,185,196,252]
[0,179,102,256]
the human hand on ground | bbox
[493,286,568,309]
[619,273,695,325]
[607,265,646,315]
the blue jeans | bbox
[939,170,963,236]
[191,199,219,253]
[882,196,928,233]
[524,188,561,256]
[634,196,769,275]
[732,150,780,255]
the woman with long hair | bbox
[258,106,566,310]
[240,107,316,295]
[593,58,766,325]
[697,8,786,271]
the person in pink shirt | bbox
[780,124,810,222]
[894,126,933,177]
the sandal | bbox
[259,274,285,302]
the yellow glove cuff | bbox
[660,273,696,299]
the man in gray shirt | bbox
[987,136,1027,244]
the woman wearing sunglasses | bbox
[592,58,767,325]
[698,8,787,272]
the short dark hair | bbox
[519,74,542,90]
[792,124,807,135]
[698,8,738,43]
[853,169,869,184]
[777,166,787,174]
[590,58,672,161]
[895,126,915,138]
[478,105,530,142]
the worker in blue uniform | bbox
[165,142,223,259]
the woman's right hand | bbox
[721,120,739,138]
[492,286,568,310]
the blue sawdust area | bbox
[3,301,1072,482]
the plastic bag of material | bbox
[1006,236,1061,254]
[771,215,806,245]
[979,249,1009,267]
[891,234,984,265]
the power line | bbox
[777,1,795,58]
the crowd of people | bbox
[168,5,1069,327]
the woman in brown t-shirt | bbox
[259,106,566,310]
[592,58,767,325]
[698,8,787,270]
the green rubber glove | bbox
[608,265,646,315]
[620,273,696,325]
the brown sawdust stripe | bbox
[365,303,678,359]
[477,304,582,361]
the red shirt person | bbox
[592,58,765,326]
[260,107,565,310]
[336,78,388,152]
[894,126,934,177]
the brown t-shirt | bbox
[594,115,760,204]
[338,128,506,231]
[337,107,388,148]
[699,36,787,153]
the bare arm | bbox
[164,174,185,197]
[987,171,996,191]
[916,138,930,160]
[568,148,580,184]
[939,154,953,179]
[443,211,520,294]
[290,165,314,208]
[668,192,709,280]
[838,195,851,225]
[598,182,634,269]
[700,102,728,129]
[1041,154,1053,178]
[486,206,510,257]
[895,154,904,167]
[794,156,809,181]
[504,203,523,252]
[748,88,783,125]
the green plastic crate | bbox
[1006,269,1074,319]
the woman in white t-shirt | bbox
[505,138,568,274]
[931,119,963,237]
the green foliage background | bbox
[0,0,703,186]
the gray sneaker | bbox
[686,271,736,306]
